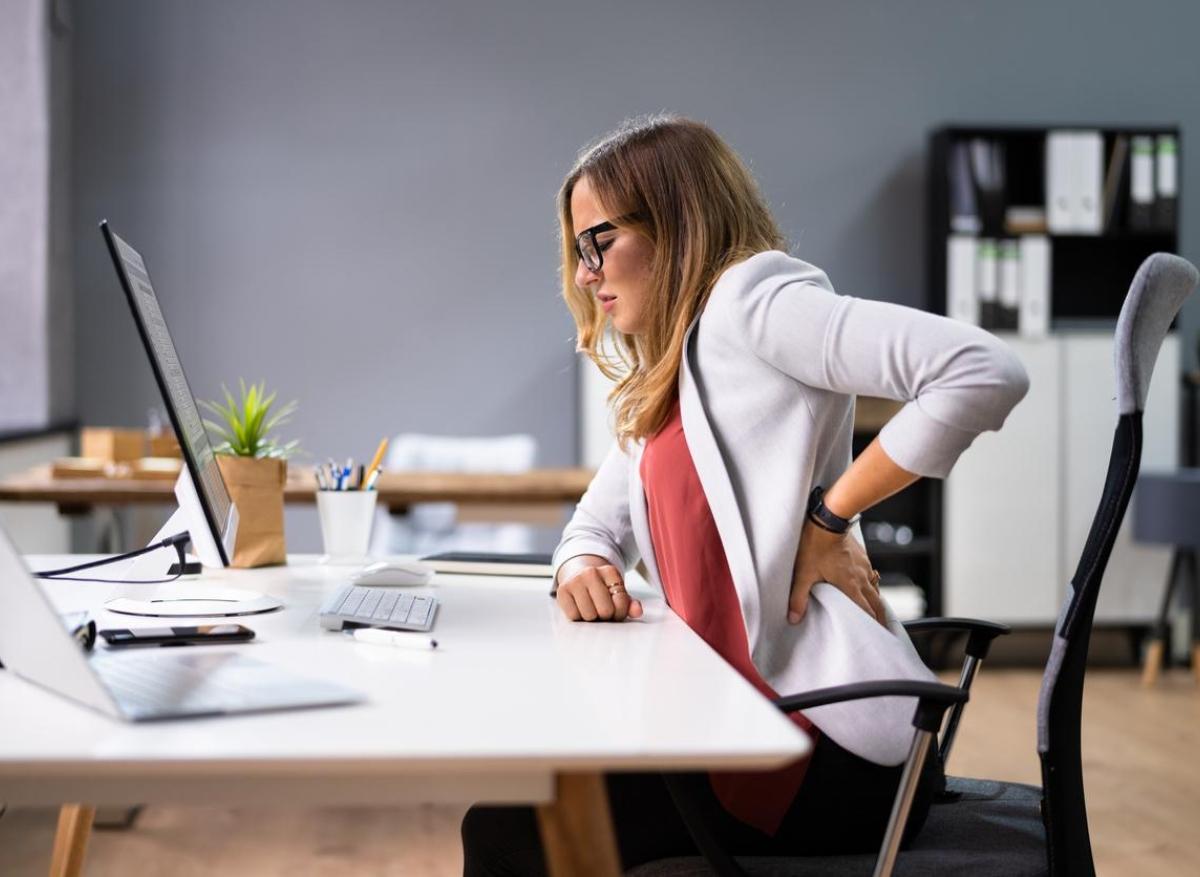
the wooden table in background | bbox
[0,464,594,515]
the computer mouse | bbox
[351,560,435,587]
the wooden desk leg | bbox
[49,804,95,877]
[536,772,621,877]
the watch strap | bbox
[807,486,859,535]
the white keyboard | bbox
[319,585,438,632]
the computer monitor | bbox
[97,221,279,617]
[100,220,236,566]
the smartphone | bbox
[99,624,255,647]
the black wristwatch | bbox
[807,486,859,535]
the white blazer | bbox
[553,251,1029,765]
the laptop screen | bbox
[100,221,233,564]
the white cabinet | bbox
[1063,336,1178,622]
[945,333,1178,625]
[944,339,1061,623]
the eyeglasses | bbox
[574,220,619,273]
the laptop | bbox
[0,524,363,721]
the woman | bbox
[461,115,1028,874]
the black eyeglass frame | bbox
[574,220,619,273]
[574,210,649,273]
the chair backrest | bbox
[1036,253,1198,875]
[384,434,537,473]
[369,433,538,555]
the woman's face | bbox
[570,176,655,335]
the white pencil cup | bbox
[316,490,378,564]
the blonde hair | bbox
[557,115,786,447]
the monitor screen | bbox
[100,221,233,565]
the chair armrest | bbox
[903,616,1011,660]
[774,680,967,733]
[664,681,967,877]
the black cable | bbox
[35,531,192,584]
[39,571,186,585]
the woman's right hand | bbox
[555,558,643,622]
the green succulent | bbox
[200,380,300,459]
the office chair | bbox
[631,252,1199,877]
[1133,470,1200,685]
[369,433,538,555]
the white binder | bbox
[998,239,1021,330]
[1156,135,1178,199]
[1046,130,1103,234]
[1074,131,1103,234]
[1155,134,1178,230]
[1018,235,1051,338]
[946,234,979,325]
[1046,131,1076,233]
[1130,136,1155,230]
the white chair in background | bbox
[369,434,538,557]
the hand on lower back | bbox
[789,520,887,627]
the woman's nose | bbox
[576,259,601,288]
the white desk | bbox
[0,556,810,876]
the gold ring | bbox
[869,569,881,587]
[607,581,626,595]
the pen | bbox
[346,628,438,651]
[365,437,389,484]
[314,466,328,490]
[364,466,382,491]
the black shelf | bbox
[927,123,1181,324]
[865,538,936,559]
[906,122,1182,617]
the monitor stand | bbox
[104,468,283,618]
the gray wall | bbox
[69,0,1200,548]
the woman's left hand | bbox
[789,519,888,627]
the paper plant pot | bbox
[215,456,287,568]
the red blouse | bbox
[641,402,816,837]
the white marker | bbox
[347,627,438,651]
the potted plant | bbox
[200,380,300,567]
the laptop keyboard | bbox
[90,651,363,720]
[92,651,249,716]
[319,585,438,632]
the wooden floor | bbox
[3,669,1198,876]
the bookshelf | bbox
[926,124,1182,636]
[928,124,1181,328]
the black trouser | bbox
[461,732,944,876]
